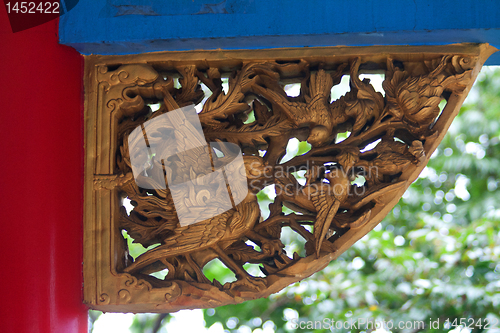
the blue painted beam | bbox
[59,0,500,64]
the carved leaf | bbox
[204,115,291,147]
[175,65,204,106]
[197,65,260,124]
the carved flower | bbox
[383,70,443,126]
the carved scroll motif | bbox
[83,45,495,312]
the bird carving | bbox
[252,68,337,147]
[123,197,262,279]
[309,169,352,257]
[252,59,385,147]
[358,132,425,186]
[122,139,282,288]
[342,58,385,134]
[286,150,358,257]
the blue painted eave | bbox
[59,0,500,65]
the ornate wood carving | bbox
[83,44,496,312]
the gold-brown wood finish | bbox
[83,44,496,312]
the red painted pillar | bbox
[0,8,87,333]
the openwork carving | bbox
[84,44,495,312]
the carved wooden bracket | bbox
[83,44,496,312]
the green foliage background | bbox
[89,67,500,333]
